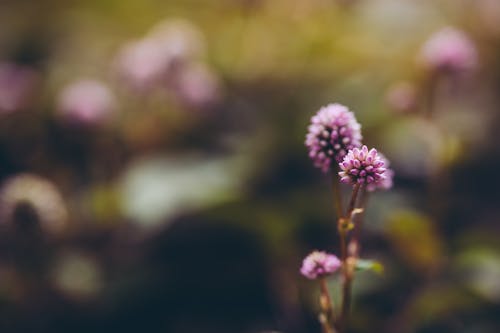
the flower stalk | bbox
[319,277,337,333]
[303,104,394,333]
[337,183,362,332]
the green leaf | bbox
[355,259,384,275]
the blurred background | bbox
[0,0,499,332]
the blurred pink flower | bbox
[57,79,117,126]
[339,146,387,186]
[147,18,205,63]
[115,18,206,92]
[0,62,38,114]
[115,38,172,91]
[300,251,341,280]
[305,103,363,173]
[385,82,417,114]
[419,27,478,73]
[172,63,220,109]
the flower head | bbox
[57,79,116,127]
[300,251,341,280]
[305,103,362,173]
[366,152,394,192]
[114,18,206,92]
[172,63,220,109]
[115,38,172,91]
[419,27,477,73]
[339,146,386,186]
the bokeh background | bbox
[0,0,499,332]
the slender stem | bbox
[338,183,362,333]
[319,277,337,333]
[320,319,334,333]
[346,183,361,217]
[340,271,353,332]
[339,229,347,263]
[349,188,368,258]
[337,182,361,263]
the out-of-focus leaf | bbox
[402,283,480,332]
[385,210,444,274]
[119,154,249,230]
[454,248,500,302]
[355,259,384,275]
[50,252,103,301]
[382,118,443,177]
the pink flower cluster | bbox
[305,103,394,190]
[305,104,362,173]
[113,18,220,109]
[301,251,341,279]
[339,146,386,186]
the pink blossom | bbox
[57,79,116,126]
[419,27,478,73]
[305,104,363,173]
[339,146,386,186]
[300,251,341,280]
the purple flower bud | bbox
[57,79,117,127]
[366,152,394,192]
[305,103,363,173]
[419,27,478,73]
[300,251,341,280]
[339,146,387,186]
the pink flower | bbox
[339,146,386,186]
[114,18,206,92]
[300,251,341,280]
[172,63,220,109]
[57,79,117,126]
[114,38,172,91]
[305,103,363,173]
[419,27,477,73]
